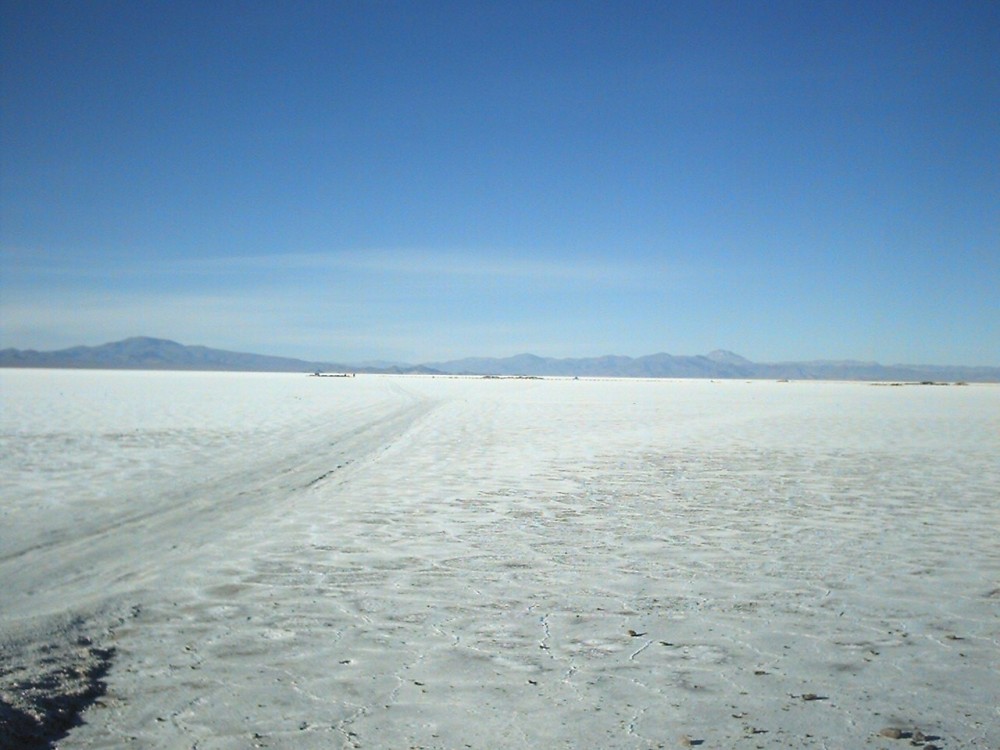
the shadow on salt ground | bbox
[0,632,115,750]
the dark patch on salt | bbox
[0,636,114,749]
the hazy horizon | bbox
[5,333,1000,371]
[2,2,997,365]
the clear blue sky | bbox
[2,0,997,365]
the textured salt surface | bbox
[1,371,998,748]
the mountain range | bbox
[1,337,997,382]
[424,350,1000,381]
[0,337,433,375]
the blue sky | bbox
[2,1,997,365]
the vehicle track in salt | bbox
[2,388,437,611]
[0,380,439,749]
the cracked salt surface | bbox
[1,371,998,748]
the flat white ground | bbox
[1,370,997,749]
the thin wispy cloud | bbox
[3,245,671,289]
[0,274,608,361]
[171,249,663,286]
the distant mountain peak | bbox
[120,335,178,344]
[0,337,420,374]
[705,349,750,364]
[122,336,188,349]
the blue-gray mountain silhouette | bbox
[1,337,997,381]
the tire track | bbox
[3,393,438,611]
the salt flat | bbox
[1,370,998,749]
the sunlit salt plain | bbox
[1,369,998,749]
